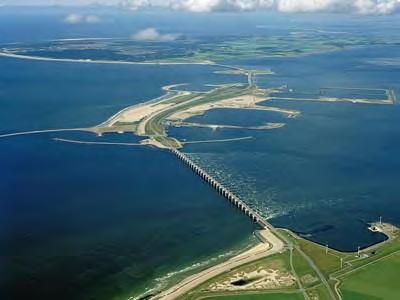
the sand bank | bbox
[153,228,284,300]
[0,51,214,66]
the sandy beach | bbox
[0,51,214,66]
[153,228,285,300]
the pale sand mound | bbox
[153,229,285,300]
[168,94,300,121]
[114,103,175,124]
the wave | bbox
[128,242,255,300]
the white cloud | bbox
[131,28,180,41]
[353,0,400,14]
[64,14,102,24]
[171,0,219,12]
[121,0,400,14]
[119,0,152,10]
[5,0,400,14]
[64,14,84,24]
[275,0,400,14]
[276,0,341,12]
[169,0,273,12]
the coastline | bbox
[146,222,398,300]
[1,42,398,300]
[283,221,394,254]
[130,234,261,300]
[0,51,214,66]
[149,228,284,300]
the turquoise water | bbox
[1,8,400,300]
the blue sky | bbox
[0,0,118,5]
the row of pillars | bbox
[172,149,262,225]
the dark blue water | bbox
[0,56,255,300]
[0,57,244,132]
[1,8,400,300]
[0,133,256,300]
[175,45,400,252]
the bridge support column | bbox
[172,149,268,229]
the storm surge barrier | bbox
[171,149,269,228]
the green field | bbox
[277,229,346,276]
[178,226,400,300]
[291,249,320,288]
[201,292,304,300]
[340,252,400,300]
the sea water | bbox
[1,8,400,300]
[0,57,253,300]
[176,45,400,251]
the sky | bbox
[1,0,400,15]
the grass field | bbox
[340,251,400,300]
[201,292,304,300]
[295,239,344,276]
[306,284,332,300]
[277,229,346,276]
[291,249,319,288]
[178,225,400,300]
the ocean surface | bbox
[0,57,256,300]
[1,7,400,300]
[176,45,400,251]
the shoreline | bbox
[1,48,398,300]
[0,51,214,66]
[146,222,397,300]
[150,228,284,300]
[283,222,394,254]
[130,234,261,300]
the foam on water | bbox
[129,240,257,300]
[185,152,288,220]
